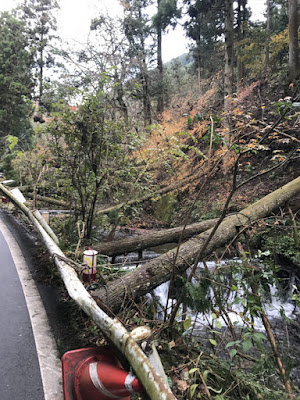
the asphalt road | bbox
[0,220,45,399]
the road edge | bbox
[0,217,64,400]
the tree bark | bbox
[223,0,234,174]
[93,176,300,312]
[114,70,129,122]
[237,0,247,93]
[157,0,164,114]
[94,219,218,257]
[39,44,44,105]
[224,0,234,101]
[288,0,299,80]
[265,0,271,76]
[138,5,152,126]
[24,191,68,207]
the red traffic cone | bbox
[62,346,143,400]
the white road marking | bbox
[0,218,63,400]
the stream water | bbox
[116,250,300,388]
[152,256,299,388]
[116,249,298,329]
[153,263,297,328]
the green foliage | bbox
[187,116,193,130]
[262,229,300,266]
[6,135,19,151]
[239,23,268,78]
[152,0,181,31]
[170,254,295,399]
[225,331,268,357]
[0,11,34,141]
[184,0,224,78]
[189,200,222,222]
[203,117,222,149]
[13,142,48,186]
[239,22,289,79]
[123,0,153,124]
[269,0,289,35]
[42,89,142,238]
[185,273,211,313]
[292,285,300,308]
[39,79,79,114]
[154,192,178,223]
[186,354,288,400]
[19,0,59,104]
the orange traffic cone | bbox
[62,346,143,400]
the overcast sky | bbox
[1,0,266,62]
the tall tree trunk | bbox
[237,0,242,94]
[138,6,152,126]
[86,189,99,240]
[93,176,300,312]
[265,0,271,77]
[288,0,299,80]
[38,31,44,106]
[197,56,201,94]
[142,68,152,126]
[157,0,164,115]
[237,0,247,93]
[114,70,128,123]
[224,0,234,100]
[223,0,234,174]
[197,13,202,94]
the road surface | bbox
[0,211,63,400]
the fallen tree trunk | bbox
[93,176,300,312]
[21,174,195,216]
[0,183,177,400]
[24,192,68,207]
[20,170,200,217]
[97,173,200,216]
[94,219,218,257]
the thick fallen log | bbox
[94,219,218,257]
[93,176,300,312]
[24,192,68,207]
[0,182,177,400]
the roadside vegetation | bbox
[0,0,300,399]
